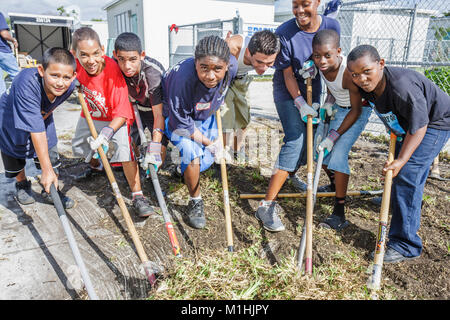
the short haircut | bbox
[194,35,230,64]
[114,32,142,53]
[42,47,76,71]
[247,30,280,56]
[71,27,101,51]
[312,29,340,49]
[348,44,381,63]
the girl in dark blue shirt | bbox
[162,35,237,229]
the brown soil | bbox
[58,116,450,300]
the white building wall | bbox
[105,0,275,69]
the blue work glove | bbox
[318,129,340,158]
[319,102,338,121]
[294,95,320,124]
[298,60,317,80]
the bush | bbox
[424,67,450,94]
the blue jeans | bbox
[388,127,449,257]
[315,105,372,175]
[0,51,20,96]
[274,99,315,172]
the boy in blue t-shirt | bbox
[0,12,20,96]
[255,0,341,232]
[347,44,450,263]
[0,47,77,207]
[163,35,237,229]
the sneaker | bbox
[369,247,419,264]
[186,198,206,229]
[318,214,349,231]
[41,190,75,209]
[15,180,35,205]
[288,174,307,192]
[132,195,155,218]
[318,183,336,193]
[255,201,285,232]
[370,196,382,206]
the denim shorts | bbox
[314,105,372,175]
[274,99,313,172]
[164,115,218,174]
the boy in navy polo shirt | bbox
[163,35,237,229]
[0,12,20,96]
[347,44,450,264]
[0,47,77,207]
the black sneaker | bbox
[132,195,155,218]
[41,190,75,209]
[186,198,205,229]
[15,180,35,205]
[369,247,420,264]
[318,214,349,231]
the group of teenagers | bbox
[0,0,449,265]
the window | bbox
[114,11,132,35]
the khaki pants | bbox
[220,74,252,130]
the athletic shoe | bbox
[370,196,382,206]
[186,198,206,229]
[255,201,285,232]
[132,195,155,218]
[41,190,75,209]
[369,247,419,264]
[318,214,349,231]
[288,174,307,192]
[318,183,336,193]
[15,180,35,205]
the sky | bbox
[1,0,111,21]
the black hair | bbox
[247,30,280,56]
[194,35,230,64]
[312,29,340,49]
[348,44,381,63]
[42,47,76,71]
[71,27,102,51]
[114,32,142,53]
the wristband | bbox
[153,128,164,135]
[328,129,340,143]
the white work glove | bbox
[294,96,319,123]
[206,139,232,164]
[318,129,341,158]
[319,102,338,121]
[87,126,114,156]
[298,60,317,80]
[141,141,162,171]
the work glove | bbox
[206,139,232,164]
[318,129,340,158]
[87,126,114,158]
[140,141,163,171]
[294,96,319,124]
[319,102,338,121]
[298,60,317,80]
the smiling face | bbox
[292,0,321,29]
[312,42,341,74]
[114,50,145,77]
[74,39,105,76]
[195,56,228,88]
[38,62,76,101]
[247,50,277,75]
[347,55,385,93]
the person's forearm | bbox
[191,127,212,146]
[0,30,15,43]
[30,132,53,174]
[283,67,302,100]
[397,125,427,163]
[108,117,127,132]
[151,104,165,143]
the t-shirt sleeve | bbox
[403,84,429,134]
[13,77,45,133]
[146,68,164,106]
[0,13,9,31]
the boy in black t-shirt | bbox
[347,44,449,264]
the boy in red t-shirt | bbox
[70,27,154,218]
